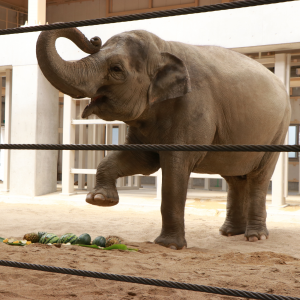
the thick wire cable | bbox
[0,260,298,300]
[0,0,292,36]
[0,144,300,152]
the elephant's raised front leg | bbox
[154,152,193,250]
[219,175,248,236]
[86,150,159,206]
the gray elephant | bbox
[36,28,290,250]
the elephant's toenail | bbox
[95,194,105,201]
[249,236,258,242]
[260,235,267,240]
[169,245,177,250]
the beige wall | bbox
[45,0,224,23]
[46,0,106,23]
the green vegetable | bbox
[77,233,91,245]
[92,236,106,247]
[77,243,138,251]
[40,233,59,244]
[38,232,47,239]
[103,244,138,251]
[58,233,78,244]
[0,237,4,243]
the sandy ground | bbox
[0,189,300,299]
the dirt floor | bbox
[0,198,300,300]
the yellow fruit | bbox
[26,241,31,245]
[13,241,19,244]
[3,238,8,243]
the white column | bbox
[3,69,12,192]
[155,168,162,200]
[222,179,227,191]
[28,0,46,25]
[78,100,88,190]
[10,65,59,196]
[204,178,210,190]
[61,95,76,195]
[87,115,97,191]
[272,53,290,206]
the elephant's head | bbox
[36,28,191,122]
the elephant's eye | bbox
[112,66,122,72]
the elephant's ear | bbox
[148,52,191,105]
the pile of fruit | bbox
[0,232,130,250]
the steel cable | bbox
[0,0,292,36]
[0,260,298,300]
[0,143,299,152]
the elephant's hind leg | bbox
[219,176,248,236]
[243,174,270,242]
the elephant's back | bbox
[173,43,290,144]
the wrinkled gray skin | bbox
[37,28,291,250]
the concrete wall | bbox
[10,65,58,196]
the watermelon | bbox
[77,233,91,245]
[38,232,47,239]
[92,236,106,247]
[39,233,59,244]
[58,233,78,244]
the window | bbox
[112,126,119,145]
[0,6,27,30]
[288,125,299,159]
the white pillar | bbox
[222,179,227,191]
[204,178,210,190]
[10,65,59,196]
[78,100,88,190]
[3,69,12,192]
[272,53,290,206]
[87,115,97,191]
[155,168,162,200]
[28,0,46,25]
[61,95,76,195]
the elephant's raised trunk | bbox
[36,28,102,98]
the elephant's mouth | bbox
[81,95,106,118]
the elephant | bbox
[36,27,291,250]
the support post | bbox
[155,168,162,200]
[222,179,227,191]
[78,100,88,190]
[3,69,12,192]
[204,178,210,190]
[28,0,46,25]
[87,115,97,191]
[10,66,58,196]
[272,53,290,206]
[62,95,76,195]
[117,124,126,187]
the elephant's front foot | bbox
[86,186,119,207]
[244,225,269,242]
[154,233,187,250]
[219,219,246,237]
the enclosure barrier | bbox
[1,143,300,299]
[0,143,300,151]
[0,260,299,300]
[0,0,292,36]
